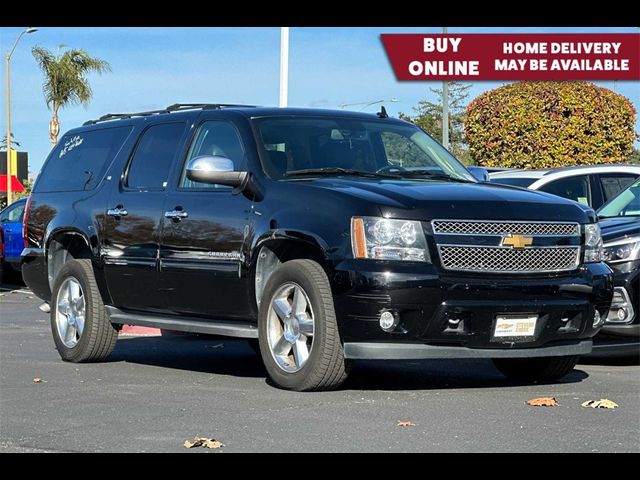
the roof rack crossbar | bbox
[83,103,258,125]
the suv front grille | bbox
[432,219,582,274]
[438,245,581,273]
[432,220,580,236]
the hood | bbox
[599,216,640,243]
[297,177,594,223]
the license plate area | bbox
[493,314,538,340]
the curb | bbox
[119,325,161,337]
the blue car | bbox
[0,197,27,283]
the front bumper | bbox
[332,260,613,358]
[344,340,592,359]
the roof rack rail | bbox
[83,103,257,125]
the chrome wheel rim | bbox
[55,277,86,348]
[266,282,315,373]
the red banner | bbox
[381,33,640,81]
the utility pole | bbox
[441,26,449,150]
[279,27,289,108]
[5,27,37,205]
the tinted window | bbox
[35,126,132,193]
[490,177,537,188]
[539,176,591,206]
[0,202,25,223]
[180,121,245,189]
[380,132,435,167]
[127,123,185,190]
[599,174,638,201]
[254,117,473,181]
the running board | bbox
[105,306,258,338]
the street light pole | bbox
[5,27,37,206]
[279,27,289,108]
[442,26,449,150]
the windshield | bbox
[598,177,640,218]
[490,177,537,188]
[253,117,474,182]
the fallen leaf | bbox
[526,397,559,407]
[202,439,224,449]
[33,377,43,384]
[184,436,224,449]
[184,437,203,448]
[581,399,618,409]
[397,421,416,427]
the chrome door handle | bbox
[164,210,188,220]
[107,207,128,217]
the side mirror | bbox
[186,155,248,187]
[467,166,489,182]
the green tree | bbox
[14,178,33,201]
[1,133,21,150]
[400,82,472,164]
[32,46,111,146]
[465,81,636,169]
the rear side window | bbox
[35,126,132,193]
[539,175,591,206]
[599,174,638,201]
[126,123,185,190]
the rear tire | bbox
[50,259,117,362]
[493,356,580,382]
[258,259,348,391]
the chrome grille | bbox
[438,246,580,273]
[432,220,580,236]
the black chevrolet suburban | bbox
[22,104,613,391]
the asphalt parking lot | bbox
[1,284,638,452]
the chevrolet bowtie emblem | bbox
[501,234,533,249]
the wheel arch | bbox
[46,229,93,292]
[252,231,331,309]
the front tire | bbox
[493,355,580,382]
[258,259,348,391]
[51,259,118,362]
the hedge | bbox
[464,81,636,169]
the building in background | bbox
[0,150,29,186]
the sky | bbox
[1,26,638,175]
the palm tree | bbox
[32,46,111,146]
[1,133,20,150]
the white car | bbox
[489,165,640,210]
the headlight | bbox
[351,217,430,262]
[583,223,603,263]
[602,236,640,264]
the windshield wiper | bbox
[393,169,474,183]
[285,167,401,179]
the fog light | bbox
[379,311,398,332]
[605,287,635,324]
[593,310,602,327]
